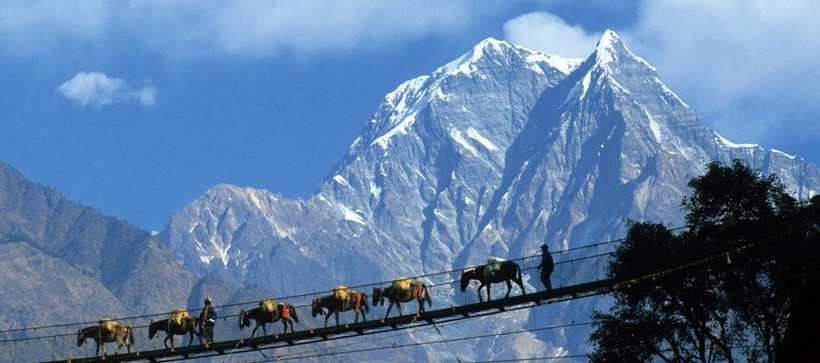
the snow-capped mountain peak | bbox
[591,29,656,75]
[440,37,582,79]
[441,37,513,76]
[346,36,583,159]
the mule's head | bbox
[238,310,250,329]
[371,288,384,306]
[311,298,324,317]
[460,268,475,292]
[76,328,86,347]
[148,321,157,340]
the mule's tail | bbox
[361,295,370,314]
[289,305,300,323]
[127,326,136,345]
[423,284,433,307]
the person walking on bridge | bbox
[538,244,554,290]
[199,296,218,345]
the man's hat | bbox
[540,244,549,250]
[204,296,213,304]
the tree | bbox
[589,160,817,362]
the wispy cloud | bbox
[503,12,601,58]
[57,72,156,107]
[211,1,475,58]
[0,0,489,60]
[0,1,107,57]
[499,1,820,157]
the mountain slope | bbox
[161,30,820,360]
[0,161,201,314]
[0,160,217,361]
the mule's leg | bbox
[396,301,403,316]
[505,280,513,298]
[385,302,393,319]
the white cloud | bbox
[0,1,107,57]
[0,0,486,60]
[57,72,156,107]
[502,12,601,58]
[622,0,820,151]
[211,1,475,58]
[501,2,820,160]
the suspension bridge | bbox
[0,239,620,363]
[51,278,615,363]
[12,212,812,363]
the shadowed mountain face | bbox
[0,161,212,361]
[0,161,201,316]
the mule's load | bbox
[168,308,189,326]
[333,285,350,301]
[260,298,276,314]
[392,277,412,291]
[98,318,117,333]
[486,256,506,277]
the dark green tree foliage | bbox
[589,160,818,363]
[683,159,799,229]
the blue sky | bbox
[1,1,818,231]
